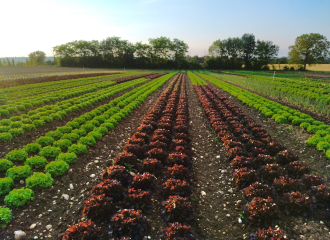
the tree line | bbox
[1,33,328,70]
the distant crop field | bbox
[267,64,330,71]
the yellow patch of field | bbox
[267,64,330,71]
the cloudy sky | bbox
[1,0,329,57]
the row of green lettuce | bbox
[197,73,330,160]
[0,80,119,118]
[208,72,330,116]
[0,75,121,101]
[187,71,206,85]
[0,72,176,229]
[0,78,151,141]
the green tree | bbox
[288,33,330,70]
[11,59,15,67]
[6,58,11,67]
[0,59,2,67]
[242,33,256,69]
[254,40,279,68]
[28,51,46,66]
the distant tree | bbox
[6,58,11,67]
[288,33,330,70]
[242,33,256,69]
[0,59,2,67]
[28,50,46,66]
[25,58,29,66]
[253,40,279,68]
[11,59,15,67]
[16,61,25,67]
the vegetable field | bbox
[0,70,329,239]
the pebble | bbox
[94,160,99,163]
[221,170,227,173]
[226,214,230,217]
[62,194,69,200]
[201,191,206,196]
[46,225,52,230]
[216,155,220,158]
[19,180,24,185]
[69,184,73,189]
[129,172,135,176]
[30,223,37,229]
[14,230,26,240]
[228,188,233,193]
[238,218,242,223]
[90,174,95,178]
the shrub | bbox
[45,160,69,177]
[57,126,72,133]
[36,136,55,147]
[21,124,35,131]
[24,156,47,169]
[0,159,14,172]
[0,177,14,195]
[53,139,72,151]
[26,173,54,190]
[0,207,12,229]
[68,143,88,155]
[24,143,42,155]
[0,133,13,142]
[78,136,96,146]
[32,120,45,128]
[56,152,77,164]
[82,194,116,221]
[6,165,33,181]
[45,130,63,140]
[4,188,35,208]
[161,223,197,240]
[8,128,24,137]
[6,149,28,162]
[39,146,61,158]
[62,220,101,240]
[87,131,102,141]
[110,209,150,239]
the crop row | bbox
[0,78,150,142]
[198,73,330,160]
[194,83,329,239]
[62,73,198,239]
[113,72,165,83]
[210,72,330,116]
[0,73,176,229]
[187,71,206,85]
[0,75,123,102]
[0,72,121,88]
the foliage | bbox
[0,133,13,142]
[0,177,14,195]
[39,146,61,158]
[62,220,101,240]
[45,160,69,177]
[161,223,197,240]
[6,165,33,181]
[68,143,88,155]
[56,152,77,164]
[0,207,12,229]
[82,194,116,221]
[24,155,48,169]
[161,196,194,223]
[4,187,35,208]
[0,159,14,172]
[26,173,54,190]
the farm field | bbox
[0,70,329,240]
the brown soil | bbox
[0,76,173,240]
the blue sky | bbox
[1,0,329,57]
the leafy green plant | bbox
[8,128,24,137]
[300,122,310,130]
[39,146,61,158]
[26,173,54,190]
[49,113,62,120]
[326,149,330,160]
[0,133,13,142]
[24,156,48,169]
[78,136,96,146]
[56,152,77,164]
[316,141,330,152]
[94,127,108,136]
[21,124,36,131]
[40,116,53,123]
[307,135,323,147]
[87,131,102,141]
[32,119,45,128]
[36,136,55,147]
[0,206,12,228]
[0,177,14,195]
[45,130,63,140]
[80,123,95,133]
[57,126,72,133]
[68,143,88,155]
[53,139,72,151]
[0,159,14,172]
[71,129,86,137]
[61,133,80,142]
[6,165,33,181]
[0,119,11,126]
[10,121,22,128]
[24,143,42,155]
[4,188,35,208]
[45,160,69,177]
[100,122,114,131]
[0,126,10,132]
[6,149,28,162]
[65,121,80,129]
